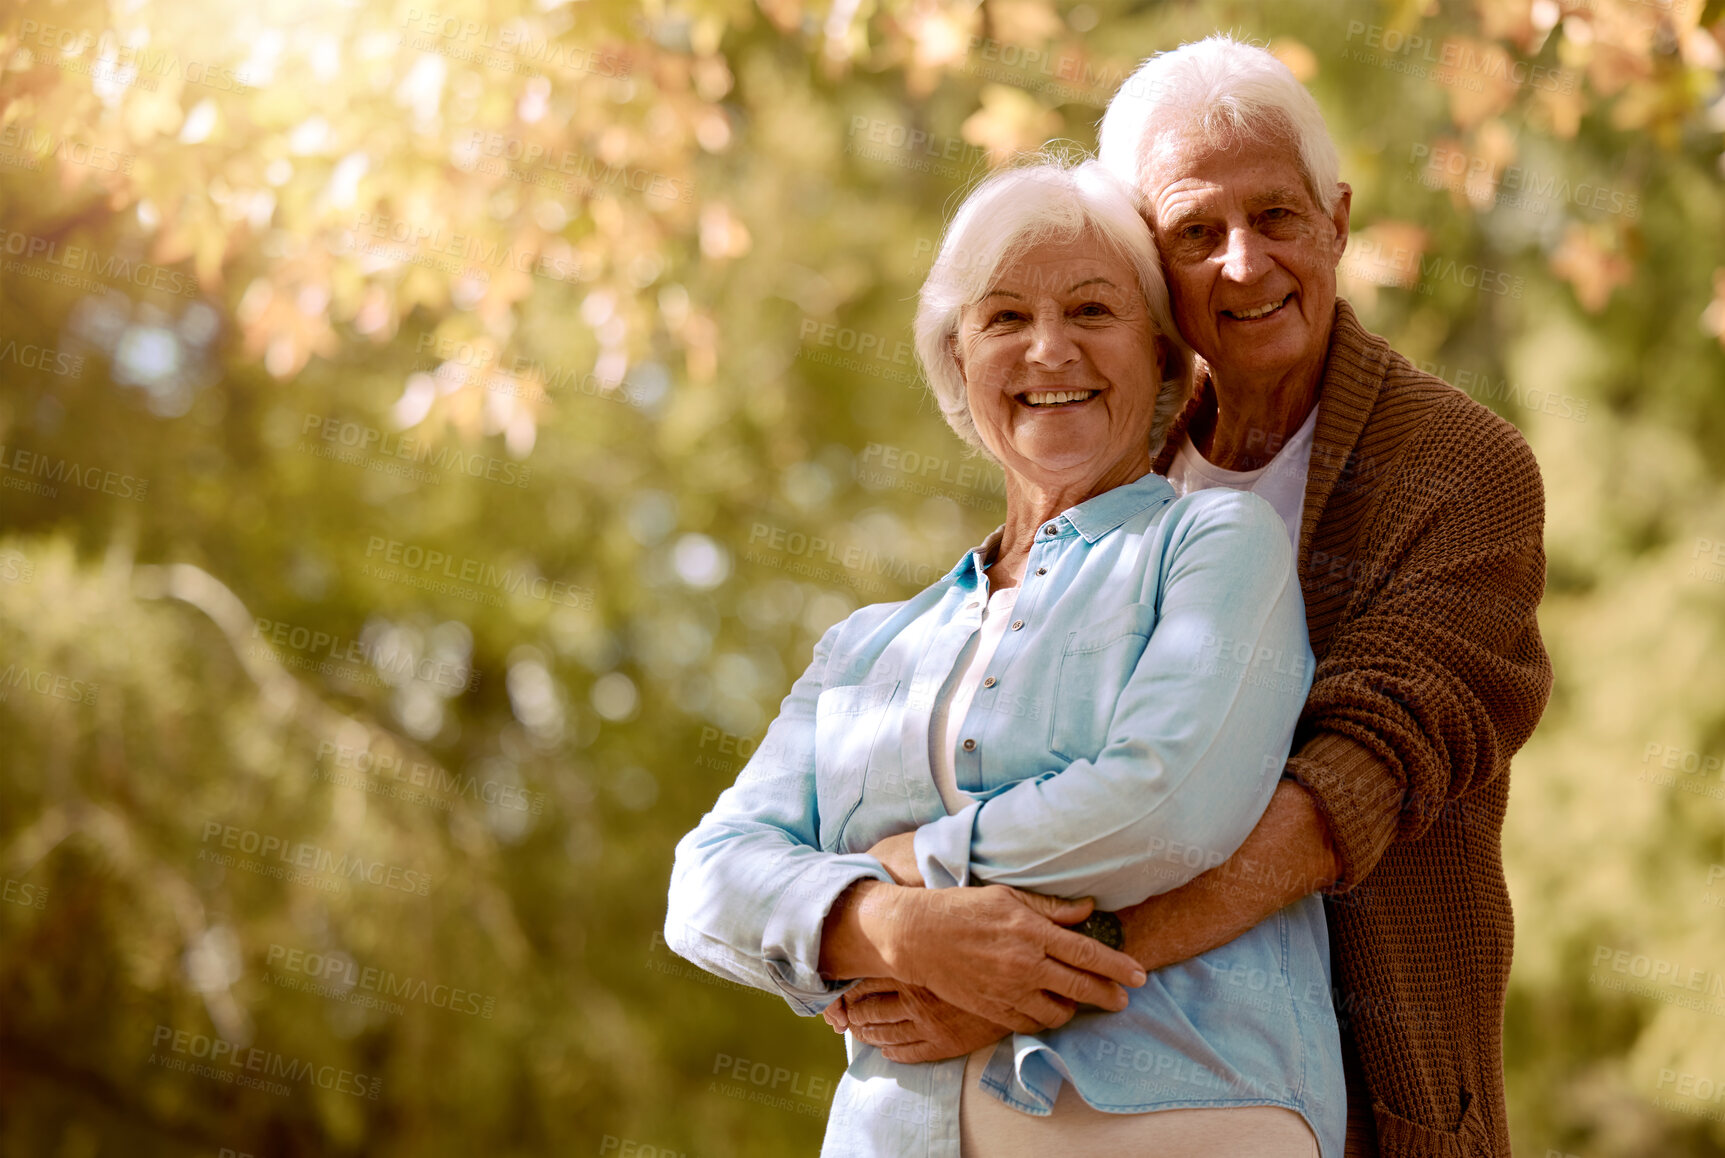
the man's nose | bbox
[1220,226,1273,283]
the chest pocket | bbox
[1048,603,1156,762]
[813,681,898,852]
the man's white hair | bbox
[1098,35,1341,215]
[913,158,1192,460]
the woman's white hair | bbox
[913,157,1192,459]
[1097,35,1341,214]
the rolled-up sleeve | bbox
[913,491,1312,911]
[664,621,893,1015]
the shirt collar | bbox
[942,472,1176,583]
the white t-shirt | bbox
[1166,402,1320,551]
[928,584,1020,815]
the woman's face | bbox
[955,232,1166,496]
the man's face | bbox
[1140,128,1350,390]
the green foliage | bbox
[1,0,1721,1153]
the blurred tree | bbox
[1,0,1721,1154]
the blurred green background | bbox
[1,0,1722,1154]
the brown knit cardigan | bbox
[1151,300,1553,1157]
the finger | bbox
[881,1042,940,1064]
[987,1006,1044,1035]
[1035,959,1130,1011]
[1043,927,1147,988]
[845,992,910,1025]
[1014,990,1080,1031]
[850,1019,923,1047]
[1011,889,1093,925]
[823,1004,849,1032]
[846,976,901,1000]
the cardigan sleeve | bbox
[1288,408,1553,892]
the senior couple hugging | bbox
[667,34,1551,1158]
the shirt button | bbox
[1035,567,1047,576]
[982,676,996,688]
[1043,524,1058,536]
[962,738,976,751]
[1010,620,1024,630]
[965,601,979,610]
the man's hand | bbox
[867,831,921,886]
[824,979,1016,1063]
[1116,780,1340,969]
[885,885,1144,1032]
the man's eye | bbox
[1179,225,1209,241]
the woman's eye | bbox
[991,310,1024,325]
[1075,302,1111,318]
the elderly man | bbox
[831,35,1552,1158]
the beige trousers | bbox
[959,1046,1321,1157]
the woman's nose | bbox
[1026,316,1079,367]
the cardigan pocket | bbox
[1047,602,1156,762]
[1369,1090,1477,1158]
[813,681,898,853]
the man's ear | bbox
[1330,182,1353,259]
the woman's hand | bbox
[876,885,1145,1033]
[825,979,1016,1063]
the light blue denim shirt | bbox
[666,473,1344,1157]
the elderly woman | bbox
[665,159,1344,1156]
